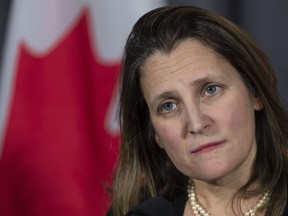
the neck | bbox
[193,153,254,205]
[193,179,242,205]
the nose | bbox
[185,103,212,134]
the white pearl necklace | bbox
[187,179,270,216]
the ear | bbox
[253,97,263,111]
[155,134,163,148]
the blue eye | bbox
[159,102,177,113]
[205,85,221,96]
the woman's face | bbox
[140,39,262,183]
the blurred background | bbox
[0,1,287,216]
[1,0,288,100]
[169,0,288,100]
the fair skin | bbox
[140,39,263,215]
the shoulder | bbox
[105,197,174,216]
[125,196,175,216]
[173,193,187,216]
[125,193,187,216]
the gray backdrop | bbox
[0,0,11,75]
[168,0,288,102]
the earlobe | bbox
[155,134,163,148]
[254,97,263,111]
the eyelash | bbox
[158,101,178,114]
[203,84,222,96]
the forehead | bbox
[140,39,234,86]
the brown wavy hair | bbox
[110,5,288,215]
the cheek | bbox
[219,95,256,141]
[153,121,182,150]
[152,118,192,174]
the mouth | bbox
[191,141,224,154]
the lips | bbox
[191,141,224,154]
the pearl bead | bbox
[187,178,270,216]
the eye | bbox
[204,85,221,96]
[159,101,177,114]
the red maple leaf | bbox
[0,10,119,216]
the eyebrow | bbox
[190,76,214,86]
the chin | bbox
[187,165,236,183]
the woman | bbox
[108,5,288,216]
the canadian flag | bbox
[0,0,165,215]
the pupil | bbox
[207,86,216,94]
[164,102,173,110]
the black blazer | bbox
[106,194,185,216]
[107,194,288,216]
